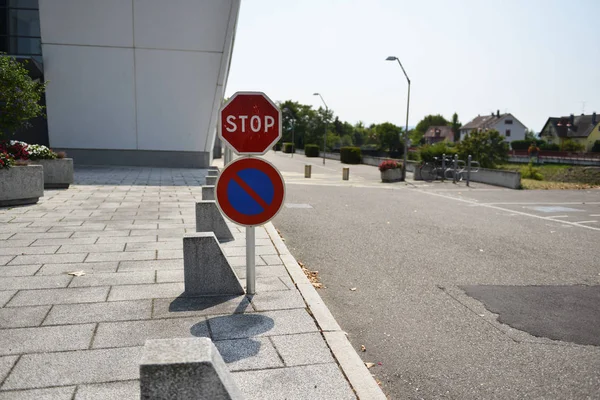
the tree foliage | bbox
[0,54,47,136]
[457,129,508,168]
[415,114,449,135]
[450,113,461,142]
[375,122,403,154]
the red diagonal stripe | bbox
[232,174,270,210]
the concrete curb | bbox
[264,222,387,400]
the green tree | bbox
[524,129,537,141]
[375,122,403,154]
[450,113,462,142]
[408,129,424,146]
[0,54,47,136]
[352,121,368,146]
[415,114,449,136]
[457,129,508,168]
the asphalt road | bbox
[266,151,600,399]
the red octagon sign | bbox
[219,91,282,155]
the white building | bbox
[31,0,240,167]
[459,111,527,143]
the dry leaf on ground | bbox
[365,362,375,369]
[360,345,366,352]
[67,271,85,277]
[350,287,357,291]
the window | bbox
[505,119,513,124]
[0,0,41,61]
[505,129,511,137]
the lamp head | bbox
[386,56,397,61]
[313,93,319,96]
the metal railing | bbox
[419,154,480,186]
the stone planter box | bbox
[380,168,403,183]
[30,158,74,189]
[0,165,44,207]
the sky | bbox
[225,0,600,132]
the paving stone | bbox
[156,250,182,260]
[251,290,306,312]
[233,363,355,400]
[0,324,95,355]
[0,256,15,266]
[152,296,252,319]
[96,235,157,244]
[92,317,209,348]
[0,306,50,328]
[69,271,155,288]
[0,355,18,384]
[0,265,41,277]
[57,244,125,254]
[0,275,71,291]
[228,256,266,268]
[156,270,183,283]
[74,381,140,400]
[0,291,16,307]
[130,229,184,237]
[214,337,283,371]
[44,300,152,325]
[0,246,59,256]
[0,240,34,248]
[125,241,182,251]
[108,283,184,301]
[9,232,73,240]
[71,231,130,238]
[118,259,182,272]
[2,347,143,390]
[7,287,109,307]
[233,264,288,279]
[36,262,118,276]
[223,246,277,257]
[105,223,157,231]
[31,238,97,246]
[0,234,12,240]
[85,251,155,263]
[209,309,318,340]
[247,276,294,293]
[8,254,87,266]
[0,386,76,400]
[271,333,335,366]
[261,255,284,265]
[48,224,105,232]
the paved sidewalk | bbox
[0,165,383,399]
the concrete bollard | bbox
[202,186,215,201]
[305,165,311,178]
[207,169,219,177]
[342,168,349,181]
[140,337,244,400]
[196,201,234,242]
[206,176,217,186]
[183,233,244,296]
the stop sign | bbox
[219,91,282,155]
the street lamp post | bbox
[386,56,411,181]
[313,93,329,165]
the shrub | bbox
[282,142,294,153]
[340,147,362,164]
[539,142,560,151]
[457,129,508,169]
[0,152,14,169]
[419,142,457,162]
[378,160,402,172]
[521,162,543,180]
[561,139,585,152]
[274,142,282,151]
[305,144,320,157]
[27,144,57,160]
[408,151,420,161]
[510,140,531,150]
[592,140,600,153]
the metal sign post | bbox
[246,227,255,295]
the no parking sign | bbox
[215,157,285,227]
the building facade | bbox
[2,0,240,168]
[539,113,600,151]
[460,111,527,144]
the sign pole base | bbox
[246,226,256,295]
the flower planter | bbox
[380,168,403,183]
[29,158,74,189]
[0,165,44,207]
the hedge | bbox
[539,142,560,151]
[510,140,531,150]
[282,142,294,153]
[340,147,362,164]
[274,142,282,151]
[305,144,320,157]
[592,140,600,153]
[419,142,457,162]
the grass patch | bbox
[497,163,600,189]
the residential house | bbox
[424,126,455,144]
[459,111,527,143]
[539,113,600,151]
